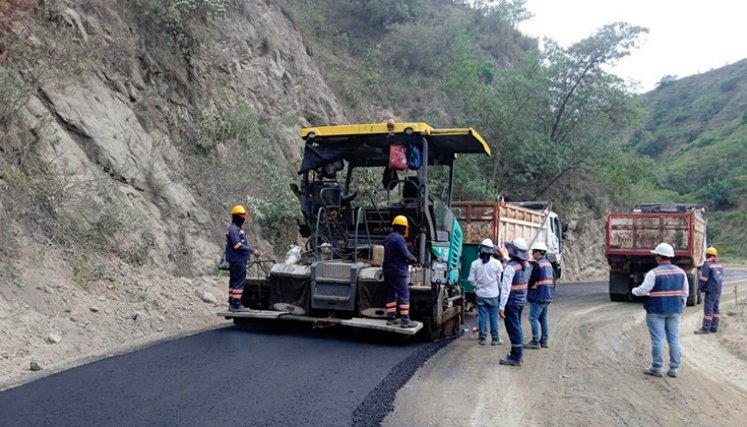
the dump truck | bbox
[605,203,706,306]
[219,122,491,339]
[453,199,566,297]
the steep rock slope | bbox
[1,0,345,385]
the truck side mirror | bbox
[561,222,569,240]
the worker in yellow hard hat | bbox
[225,205,262,312]
[695,246,724,334]
[383,215,418,328]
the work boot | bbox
[491,338,502,346]
[386,317,401,326]
[400,318,418,329]
[693,328,710,335]
[709,328,718,333]
[229,304,251,313]
[540,338,549,348]
[667,369,678,378]
[643,367,663,377]
[499,357,521,366]
[523,341,541,349]
[478,338,487,346]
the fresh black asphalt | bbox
[0,322,443,427]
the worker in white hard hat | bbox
[524,241,555,350]
[632,242,689,378]
[499,237,530,366]
[468,238,504,346]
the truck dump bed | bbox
[605,208,706,265]
[452,200,547,245]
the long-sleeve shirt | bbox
[468,258,503,299]
[632,263,689,306]
[383,231,416,277]
[499,264,514,310]
[699,258,724,293]
[225,223,254,262]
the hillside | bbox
[627,59,747,258]
[0,0,632,384]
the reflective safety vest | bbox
[644,264,686,314]
[507,260,529,306]
[699,259,723,294]
[527,257,555,303]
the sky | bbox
[517,0,747,93]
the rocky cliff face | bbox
[1,0,348,385]
[5,0,345,272]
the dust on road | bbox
[384,279,747,427]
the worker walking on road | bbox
[384,215,418,329]
[499,238,531,366]
[468,238,504,346]
[632,242,689,378]
[695,246,724,334]
[225,205,261,312]
[524,242,555,349]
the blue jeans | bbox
[529,302,549,342]
[645,312,682,371]
[477,297,499,341]
[504,304,524,361]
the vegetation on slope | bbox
[627,60,747,259]
[282,0,659,210]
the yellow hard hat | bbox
[231,205,247,215]
[706,246,718,256]
[392,215,408,227]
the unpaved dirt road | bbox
[385,273,747,427]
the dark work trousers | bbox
[385,274,411,320]
[504,304,524,361]
[702,292,721,332]
[228,260,248,305]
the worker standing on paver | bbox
[695,246,724,334]
[468,238,504,346]
[524,242,555,350]
[225,205,261,312]
[499,238,530,366]
[383,215,419,329]
[632,242,689,378]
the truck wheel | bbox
[610,293,628,302]
[686,269,698,307]
[609,272,632,303]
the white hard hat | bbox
[479,238,495,248]
[511,237,529,251]
[651,242,675,258]
[530,242,548,252]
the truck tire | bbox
[610,293,630,302]
[686,268,698,306]
[609,272,632,303]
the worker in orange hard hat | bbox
[225,205,262,312]
[383,215,418,328]
[695,246,724,335]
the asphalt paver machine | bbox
[219,122,491,339]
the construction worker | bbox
[524,242,555,349]
[468,238,504,346]
[695,246,724,334]
[499,237,531,366]
[225,205,261,312]
[632,242,689,378]
[383,215,418,328]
